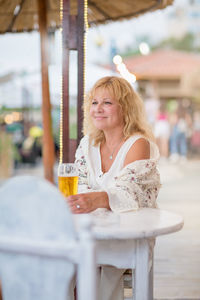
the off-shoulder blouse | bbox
[75,134,161,213]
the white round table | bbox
[75,208,184,300]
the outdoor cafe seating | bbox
[0,175,96,300]
[0,175,183,300]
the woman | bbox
[67,76,161,300]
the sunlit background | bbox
[1,0,200,147]
[0,0,200,298]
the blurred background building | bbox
[167,0,200,41]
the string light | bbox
[113,55,122,65]
[113,55,136,84]
[4,114,13,125]
[59,0,63,163]
[59,0,88,162]
[83,0,88,114]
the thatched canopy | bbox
[0,0,173,34]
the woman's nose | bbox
[96,103,103,112]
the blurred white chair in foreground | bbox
[0,175,96,300]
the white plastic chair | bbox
[0,175,96,300]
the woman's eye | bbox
[92,101,97,105]
[105,101,112,105]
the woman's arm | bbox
[66,137,110,213]
[124,138,150,166]
[67,137,160,214]
[104,138,160,213]
[68,158,161,214]
[67,191,110,214]
[107,159,161,213]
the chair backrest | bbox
[0,175,96,300]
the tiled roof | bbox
[124,49,200,80]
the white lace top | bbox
[75,134,161,213]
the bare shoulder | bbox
[124,138,150,167]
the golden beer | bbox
[58,175,78,197]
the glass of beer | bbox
[58,163,78,197]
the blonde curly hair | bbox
[83,76,155,145]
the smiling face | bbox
[89,88,124,132]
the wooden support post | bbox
[77,0,85,143]
[37,0,55,183]
[62,0,85,162]
[62,0,70,163]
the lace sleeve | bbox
[75,137,161,213]
[75,138,101,194]
[106,159,161,213]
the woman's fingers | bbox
[66,193,97,214]
[67,195,79,204]
[70,204,84,214]
[66,194,88,214]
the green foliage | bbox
[119,33,200,59]
[121,49,140,58]
[156,33,198,52]
[120,35,150,57]
[69,106,77,139]
[0,106,22,113]
[70,122,77,139]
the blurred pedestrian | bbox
[191,111,200,154]
[169,111,188,162]
[144,90,160,129]
[154,105,170,160]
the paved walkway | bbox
[154,159,200,299]
[1,159,200,299]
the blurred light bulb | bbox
[4,114,13,124]
[112,54,136,84]
[117,63,126,72]
[113,55,122,65]
[95,35,104,47]
[139,42,150,55]
[127,73,136,83]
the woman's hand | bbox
[66,191,110,214]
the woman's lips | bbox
[94,116,106,120]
